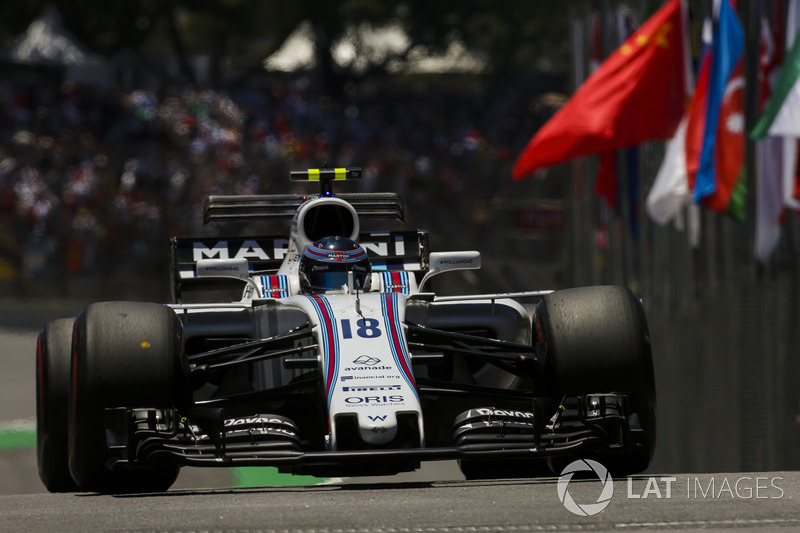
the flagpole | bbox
[742,0,761,269]
[738,0,763,473]
[570,7,587,287]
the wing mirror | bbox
[418,251,481,292]
[195,258,261,301]
[196,258,250,280]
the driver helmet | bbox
[299,236,371,293]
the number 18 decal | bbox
[340,318,382,339]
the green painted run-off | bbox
[0,427,325,487]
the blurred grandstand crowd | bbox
[0,78,559,300]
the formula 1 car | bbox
[36,167,656,493]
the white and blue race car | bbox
[36,167,656,493]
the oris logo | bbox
[344,395,404,404]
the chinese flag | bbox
[513,0,687,180]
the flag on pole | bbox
[701,61,746,218]
[647,0,746,224]
[647,117,691,224]
[685,49,712,196]
[512,0,687,180]
[647,22,710,225]
[751,16,800,138]
[754,11,785,262]
[621,7,643,239]
[593,8,642,215]
[693,0,745,218]
[751,0,800,212]
[589,12,620,208]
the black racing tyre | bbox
[36,318,80,492]
[68,301,184,493]
[534,285,656,475]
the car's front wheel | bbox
[68,301,184,493]
[535,285,656,475]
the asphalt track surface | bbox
[1,473,799,533]
[2,317,799,532]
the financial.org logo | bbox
[557,459,613,516]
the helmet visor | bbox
[305,270,368,293]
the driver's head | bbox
[299,236,371,294]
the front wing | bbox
[103,393,639,475]
[101,323,644,476]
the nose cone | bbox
[357,412,398,445]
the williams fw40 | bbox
[36,167,656,493]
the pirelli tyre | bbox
[534,285,656,475]
[36,318,80,492]
[68,302,185,493]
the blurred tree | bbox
[276,1,570,89]
[0,0,48,45]
[399,1,570,77]
[0,0,570,89]
[53,0,161,56]
[164,0,310,86]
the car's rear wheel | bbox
[36,318,80,492]
[68,301,184,493]
[535,285,656,475]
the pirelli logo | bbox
[342,384,402,392]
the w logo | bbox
[368,415,387,422]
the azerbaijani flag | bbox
[693,0,746,220]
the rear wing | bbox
[169,230,429,302]
[203,168,403,224]
[204,193,404,224]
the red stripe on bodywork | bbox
[391,272,402,293]
[310,295,337,400]
[384,294,416,389]
[269,276,282,297]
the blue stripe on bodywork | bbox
[381,293,418,400]
[381,271,410,294]
[306,295,339,406]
